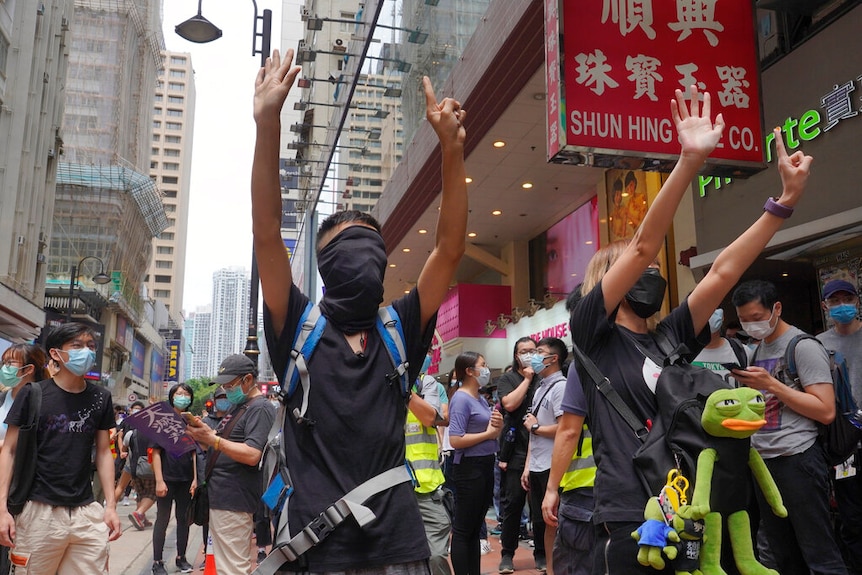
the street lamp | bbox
[175,0,223,43]
[175,1,271,368]
[67,256,111,322]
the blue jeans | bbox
[756,442,847,575]
[451,455,495,575]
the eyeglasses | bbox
[1,360,21,368]
[222,375,247,390]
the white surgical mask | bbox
[476,366,491,388]
[740,305,778,341]
[708,309,724,334]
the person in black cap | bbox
[185,354,275,574]
[818,278,862,573]
[250,48,467,573]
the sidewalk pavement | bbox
[109,508,203,575]
[109,512,541,575]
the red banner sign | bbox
[547,0,765,176]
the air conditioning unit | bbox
[332,38,347,53]
[300,8,310,21]
[48,148,55,158]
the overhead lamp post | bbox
[175,0,223,43]
[175,1,271,368]
[67,256,111,322]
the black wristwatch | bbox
[531,423,540,434]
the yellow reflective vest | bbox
[405,409,445,494]
[560,424,595,492]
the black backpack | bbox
[782,334,862,466]
[573,330,732,498]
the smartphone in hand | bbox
[181,412,201,426]
[720,363,743,372]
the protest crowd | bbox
[2,47,862,575]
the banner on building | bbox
[131,337,145,379]
[151,347,165,385]
[165,339,181,383]
[545,0,765,176]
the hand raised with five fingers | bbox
[670,84,726,161]
[773,126,814,206]
[254,49,302,123]
[423,76,466,151]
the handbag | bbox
[187,483,209,526]
[134,454,155,479]
[8,382,43,516]
[186,400,254,526]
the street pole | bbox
[244,6,272,368]
[67,265,78,322]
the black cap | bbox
[211,354,257,385]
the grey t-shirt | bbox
[528,370,565,473]
[751,326,832,459]
[818,326,862,406]
[692,338,753,387]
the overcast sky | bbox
[161,1,286,314]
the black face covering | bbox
[317,225,387,333]
[625,268,667,318]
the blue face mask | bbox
[829,303,858,324]
[59,348,96,376]
[215,398,231,413]
[530,354,548,374]
[420,355,432,374]
[173,396,192,410]
[708,309,724,333]
[226,379,248,405]
[0,365,21,387]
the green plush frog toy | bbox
[679,386,787,575]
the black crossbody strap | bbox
[571,343,648,442]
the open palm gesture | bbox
[670,85,725,160]
[254,49,302,123]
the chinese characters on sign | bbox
[546,0,764,173]
[125,402,197,458]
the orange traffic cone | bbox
[203,534,217,575]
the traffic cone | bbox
[203,534,217,575]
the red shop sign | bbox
[546,0,765,177]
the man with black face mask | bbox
[250,49,468,574]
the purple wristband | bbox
[763,197,794,219]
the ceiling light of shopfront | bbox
[533,92,546,101]
[418,229,428,234]
[389,264,396,268]
[402,248,411,253]
[465,177,472,183]
[522,182,533,189]
[468,232,477,238]
[492,210,502,216]
[493,141,506,148]
[781,273,789,277]
[585,240,593,245]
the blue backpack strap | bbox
[280,302,326,423]
[376,305,410,397]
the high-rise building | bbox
[43,0,167,404]
[188,306,211,380]
[0,0,76,345]
[147,51,196,328]
[209,268,250,376]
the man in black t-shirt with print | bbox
[0,322,121,574]
[185,354,276,574]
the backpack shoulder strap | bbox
[571,343,648,442]
[724,336,749,368]
[376,305,410,398]
[280,302,325,423]
[784,333,819,382]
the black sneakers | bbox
[498,555,515,574]
[152,562,167,575]
[176,557,194,573]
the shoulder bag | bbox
[8,381,44,515]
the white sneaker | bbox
[480,539,492,555]
[120,497,131,506]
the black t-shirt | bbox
[157,446,194,483]
[263,284,434,571]
[495,369,533,469]
[5,379,114,507]
[571,280,708,524]
[208,395,275,513]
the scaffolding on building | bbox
[44,0,166,325]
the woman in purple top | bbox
[448,351,503,575]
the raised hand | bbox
[670,85,725,160]
[253,49,302,124]
[774,127,813,205]
[423,76,465,151]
